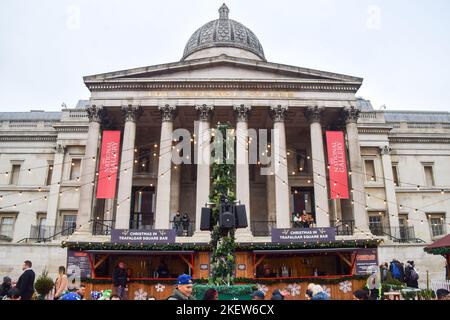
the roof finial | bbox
[219,3,229,20]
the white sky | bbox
[1,0,449,112]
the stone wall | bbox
[378,244,447,287]
[0,243,67,281]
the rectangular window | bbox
[61,214,77,236]
[365,160,376,182]
[37,215,47,239]
[138,148,151,174]
[70,159,81,181]
[429,214,445,238]
[10,164,21,185]
[392,165,399,187]
[424,166,435,187]
[368,214,384,235]
[46,163,53,186]
[0,216,15,238]
[296,149,308,174]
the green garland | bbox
[193,284,254,298]
[61,239,380,251]
[209,123,237,285]
[424,247,450,255]
[81,275,368,286]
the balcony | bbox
[92,220,114,236]
[369,223,424,243]
[251,220,277,237]
[330,220,355,236]
[20,223,76,243]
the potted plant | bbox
[34,269,54,300]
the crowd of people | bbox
[382,259,420,288]
[1,259,449,301]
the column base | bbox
[235,229,254,242]
[191,230,212,243]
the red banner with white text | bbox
[326,131,349,199]
[96,131,121,199]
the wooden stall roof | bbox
[425,234,450,250]
[253,248,358,254]
[84,250,194,255]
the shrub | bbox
[34,269,54,298]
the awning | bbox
[253,248,358,255]
[425,234,450,250]
[84,250,194,255]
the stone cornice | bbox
[53,126,88,133]
[85,81,360,93]
[0,136,57,142]
[357,127,392,135]
[389,137,450,144]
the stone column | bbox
[75,105,104,234]
[194,104,213,237]
[343,106,370,234]
[115,105,142,229]
[269,105,291,228]
[155,105,177,229]
[234,104,252,238]
[46,144,65,231]
[380,145,400,234]
[305,106,330,227]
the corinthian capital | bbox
[195,104,214,121]
[86,105,105,123]
[234,104,251,122]
[159,104,177,122]
[380,145,392,155]
[122,105,143,123]
[269,105,288,122]
[304,106,323,124]
[342,106,360,124]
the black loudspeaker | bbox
[200,207,212,231]
[219,211,235,229]
[235,205,248,228]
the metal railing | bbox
[170,219,195,237]
[129,212,154,230]
[330,220,355,236]
[251,220,277,237]
[18,224,76,243]
[369,224,425,243]
[92,220,115,236]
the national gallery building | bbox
[0,5,448,299]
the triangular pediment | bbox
[84,55,363,88]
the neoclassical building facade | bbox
[0,5,449,282]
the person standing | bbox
[0,276,12,299]
[112,261,129,300]
[54,266,68,300]
[404,260,419,288]
[380,263,389,282]
[181,213,190,236]
[167,274,195,300]
[16,260,35,300]
[293,213,302,228]
[203,288,218,300]
[173,212,182,236]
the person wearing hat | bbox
[436,289,450,300]
[251,290,265,300]
[0,276,12,299]
[168,274,195,300]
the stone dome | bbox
[182,4,265,61]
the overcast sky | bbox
[1,0,449,112]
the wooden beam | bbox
[94,255,110,270]
[337,253,352,268]
[179,255,193,270]
[255,255,266,268]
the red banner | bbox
[96,131,121,199]
[326,131,349,199]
